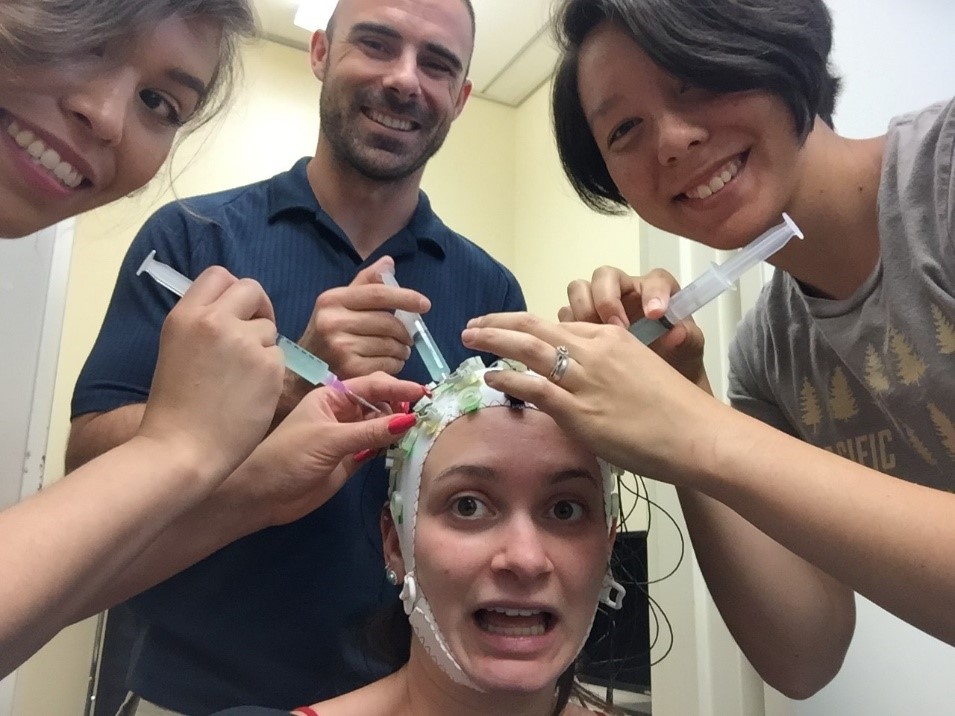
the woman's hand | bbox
[136,266,285,483]
[560,265,709,390]
[230,372,426,529]
[461,313,731,486]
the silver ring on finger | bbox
[548,345,572,383]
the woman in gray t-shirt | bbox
[463,0,955,700]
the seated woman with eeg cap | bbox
[214,357,628,716]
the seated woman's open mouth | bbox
[474,608,556,638]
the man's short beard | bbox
[319,87,451,182]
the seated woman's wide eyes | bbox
[550,500,584,521]
[452,495,488,519]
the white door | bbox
[0,221,75,716]
[639,221,767,716]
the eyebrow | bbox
[432,464,600,487]
[167,68,208,100]
[586,93,623,125]
[349,21,464,75]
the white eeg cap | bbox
[386,357,625,689]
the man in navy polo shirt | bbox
[66,0,524,713]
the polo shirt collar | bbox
[267,157,447,259]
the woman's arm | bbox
[0,436,212,675]
[0,267,286,677]
[461,312,955,692]
[69,375,424,622]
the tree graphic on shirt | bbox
[829,367,859,421]
[800,378,823,432]
[863,344,892,394]
[928,403,955,459]
[889,329,926,385]
[932,304,955,354]
[904,424,938,466]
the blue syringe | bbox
[380,270,451,382]
[137,251,380,413]
[629,213,803,345]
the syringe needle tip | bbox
[347,389,382,414]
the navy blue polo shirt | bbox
[71,158,525,713]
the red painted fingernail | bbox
[353,448,375,463]
[399,401,411,414]
[388,413,417,435]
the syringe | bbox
[629,213,803,345]
[380,271,451,382]
[137,251,381,413]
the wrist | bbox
[123,434,209,498]
[693,403,762,501]
[137,417,246,485]
[218,451,276,535]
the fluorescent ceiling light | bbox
[293,0,337,32]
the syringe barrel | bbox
[668,213,801,321]
[666,266,733,322]
[380,271,420,338]
[413,321,451,380]
[394,308,420,340]
[277,335,332,386]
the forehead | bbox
[335,0,473,57]
[422,408,600,486]
[124,14,222,93]
[142,15,221,68]
[1,15,221,102]
[577,22,663,119]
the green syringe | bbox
[630,213,803,345]
[137,251,380,413]
[380,270,450,383]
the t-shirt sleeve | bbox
[943,100,955,244]
[70,203,204,418]
[208,708,292,716]
[727,312,800,439]
[891,97,955,256]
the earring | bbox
[385,566,399,586]
[599,569,627,610]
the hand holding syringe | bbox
[138,251,380,413]
[629,213,803,345]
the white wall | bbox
[511,80,641,318]
[827,0,954,138]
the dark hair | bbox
[552,0,842,214]
[364,600,624,715]
[0,0,257,130]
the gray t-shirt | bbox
[728,98,955,490]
